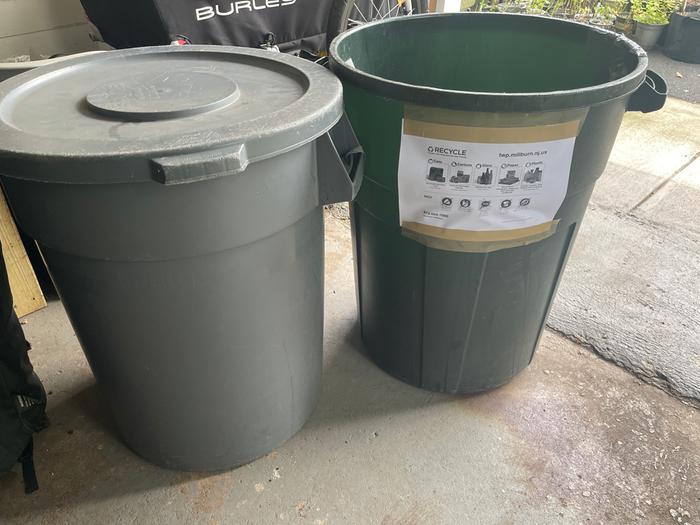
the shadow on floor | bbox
[0,377,210,520]
[307,322,459,432]
[0,322,458,520]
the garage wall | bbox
[0,0,97,60]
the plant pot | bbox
[632,21,667,49]
[663,12,700,64]
[553,8,574,19]
[615,14,635,35]
[590,18,615,30]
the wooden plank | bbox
[0,190,46,318]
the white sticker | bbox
[398,121,576,235]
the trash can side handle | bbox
[627,70,667,113]
[150,143,249,185]
[316,114,365,205]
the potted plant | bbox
[663,1,700,63]
[631,0,678,48]
[614,10,636,34]
[523,0,548,14]
[590,0,623,29]
[545,0,575,18]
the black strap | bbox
[18,438,38,494]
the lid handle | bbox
[317,114,364,205]
[150,143,248,185]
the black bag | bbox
[81,0,332,54]
[0,244,48,494]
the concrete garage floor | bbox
[0,215,697,524]
[548,97,700,405]
[2,100,700,523]
[648,51,700,104]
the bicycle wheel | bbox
[326,0,425,47]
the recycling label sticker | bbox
[397,118,578,244]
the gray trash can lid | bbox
[0,46,343,184]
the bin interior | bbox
[333,14,642,93]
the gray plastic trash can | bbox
[0,46,363,470]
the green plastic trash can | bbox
[329,13,666,394]
[0,46,363,470]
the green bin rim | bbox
[329,12,649,113]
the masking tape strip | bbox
[404,105,589,129]
[402,119,581,144]
[401,220,560,253]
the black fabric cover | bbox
[81,0,331,53]
[0,241,48,493]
